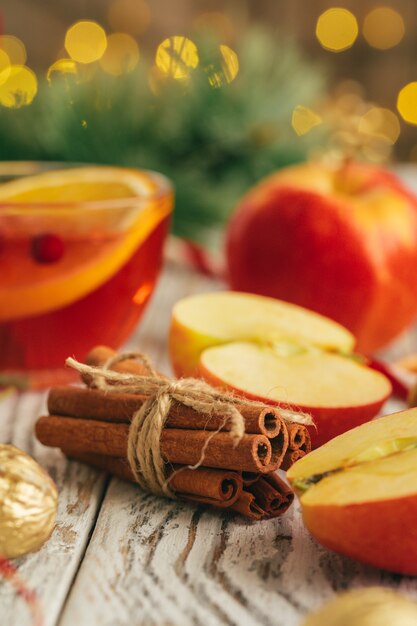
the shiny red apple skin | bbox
[302,494,417,575]
[226,161,417,353]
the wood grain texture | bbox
[2,261,417,626]
[0,391,107,626]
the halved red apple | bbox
[287,408,417,574]
[169,292,391,446]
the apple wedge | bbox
[199,342,391,446]
[170,291,355,377]
[287,409,417,574]
[169,292,391,446]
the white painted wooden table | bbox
[1,261,417,626]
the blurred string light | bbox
[155,36,198,80]
[0,65,37,108]
[0,50,11,84]
[358,107,400,144]
[297,82,400,163]
[363,7,404,50]
[100,33,139,76]
[292,105,322,136]
[397,82,417,125]
[0,35,26,66]
[316,8,358,52]
[108,0,150,35]
[206,44,239,88]
[46,59,78,85]
[65,21,107,64]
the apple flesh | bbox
[226,160,417,353]
[169,292,391,446]
[301,587,417,626]
[287,408,417,574]
[199,341,391,447]
[170,290,355,378]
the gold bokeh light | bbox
[0,50,11,85]
[316,8,358,52]
[207,44,239,88]
[155,36,199,80]
[292,105,322,136]
[108,0,150,36]
[363,7,405,50]
[65,21,107,64]
[219,44,239,83]
[100,33,140,76]
[358,107,400,144]
[0,36,26,66]
[362,142,392,163]
[0,65,37,108]
[47,59,79,84]
[397,83,417,125]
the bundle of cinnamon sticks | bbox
[35,346,311,520]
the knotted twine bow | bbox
[66,352,312,499]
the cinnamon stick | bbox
[62,451,242,507]
[229,491,264,521]
[64,447,293,520]
[248,472,294,518]
[82,346,294,444]
[84,345,160,378]
[81,346,303,460]
[36,414,276,473]
[285,422,305,449]
[281,449,306,471]
[35,345,303,520]
[47,386,285,439]
[241,472,261,486]
[168,466,242,507]
[279,422,311,471]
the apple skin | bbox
[169,316,219,379]
[302,494,417,574]
[197,360,389,448]
[226,161,417,353]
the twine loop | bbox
[66,351,312,499]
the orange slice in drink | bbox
[0,166,171,321]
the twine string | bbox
[66,352,312,499]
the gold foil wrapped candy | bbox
[0,445,58,558]
[302,587,417,626]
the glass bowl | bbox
[0,162,173,388]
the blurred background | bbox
[1,0,417,242]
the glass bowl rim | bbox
[0,161,173,214]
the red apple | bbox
[169,291,391,447]
[226,160,417,353]
[287,408,417,574]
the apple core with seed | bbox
[287,408,417,574]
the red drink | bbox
[0,165,173,388]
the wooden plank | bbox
[59,263,417,626]
[0,390,107,626]
[2,260,417,626]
